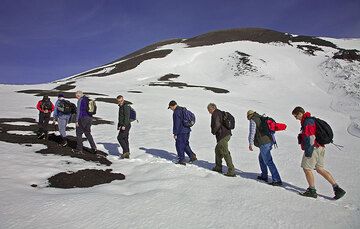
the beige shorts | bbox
[301,147,325,170]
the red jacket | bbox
[36,100,54,113]
[299,112,322,157]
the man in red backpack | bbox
[292,106,346,199]
[36,95,54,139]
[247,110,282,185]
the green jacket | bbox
[118,104,131,127]
[251,113,272,147]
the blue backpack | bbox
[182,107,196,127]
[129,106,137,122]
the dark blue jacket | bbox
[173,106,191,135]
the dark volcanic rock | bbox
[17,90,106,98]
[0,118,113,166]
[74,49,173,78]
[149,82,229,94]
[297,45,324,56]
[184,28,291,47]
[333,49,360,61]
[53,81,76,91]
[183,28,338,49]
[158,74,180,81]
[48,169,125,189]
[109,39,182,63]
[95,98,133,105]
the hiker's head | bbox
[75,91,83,99]
[207,103,217,114]
[247,110,255,120]
[292,106,305,120]
[116,95,125,105]
[168,100,177,111]
[42,95,49,101]
[58,93,65,99]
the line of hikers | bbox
[36,93,346,200]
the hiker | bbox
[74,91,97,154]
[53,93,72,146]
[247,110,282,186]
[168,100,197,165]
[292,106,346,199]
[116,95,132,159]
[207,103,235,177]
[36,95,54,139]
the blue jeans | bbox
[58,115,70,139]
[175,133,194,162]
[258,143,281,182]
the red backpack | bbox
[259,115,287,147]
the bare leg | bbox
[316,167,336,186]
[303,168,315,187]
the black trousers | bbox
[76,117,96,151]
[38,112,50,136]
[117,125,131,153]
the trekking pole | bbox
[331,142,344,151]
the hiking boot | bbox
[257,175,268,182]
[300,187,317,198]
[333,186,346,200]
[175,160,186,166]
[212,166,222,173]
[269,181,283,186]
[189,155,197,163]
[224,172,236,177]
[120,152,130,159]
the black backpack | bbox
[222,111,235,130]
[57,100,75,114]
[259,116,275,137]
[313,117,334,145]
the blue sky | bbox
[0,0,359,84]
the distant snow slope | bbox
[1,31,360,229]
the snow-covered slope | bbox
[1,28,360,228]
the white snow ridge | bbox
[1,28,360,229]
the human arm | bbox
[248,119,256,151]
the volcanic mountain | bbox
[1,28,360,228]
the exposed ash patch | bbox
[53,81,76,91]
[74,49,173,79]
[47,169,125,189]
[92,117,115,125]
[17,90,106,98]
[158,74,180,81]
[333,49,360,62]
[128,90,143,93]
[17,81,106,98]
[149,82,229,94]
[183,28,338,49]
[109,39,182,64]
[0,118,113,166]
[223,51,259,77]
[221,51,267,78]
[95,98,133,105]
[297,45,324,56]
